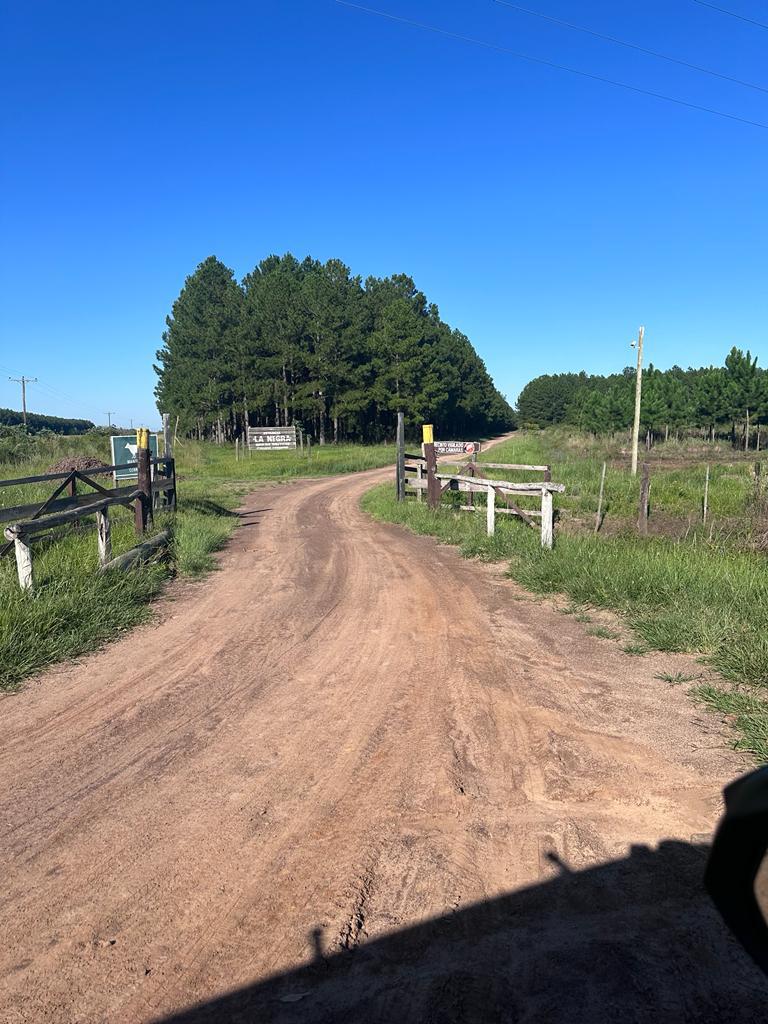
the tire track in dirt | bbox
[0,458,765,1022]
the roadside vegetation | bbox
[0,428,394,690]
[363,428,768,762]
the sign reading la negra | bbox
[247,426,297,451]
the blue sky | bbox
[1,0,766,427]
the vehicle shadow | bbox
[154,839,767,1023]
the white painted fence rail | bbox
[407,472,565,548]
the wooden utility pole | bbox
[8,376,37,427]
[396,411,405,502]
[630,325,645,477]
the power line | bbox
[335,2,768,130]
[494,0,768,93]
[691,1,768,31]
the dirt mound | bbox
[47,455,109,474]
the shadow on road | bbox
[181,500,273,519]
[155,839,767,1023]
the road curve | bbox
[0,464,765,1022]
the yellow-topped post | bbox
[422,424,439,509]
[134,427,152,536]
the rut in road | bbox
[0,464,765,1023]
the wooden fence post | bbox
[486,483,495,536]
[424,442,440,509]
[13,535,33,591]
[396,412,405,502]
[416,462,423,502]
[68,474,80,530]
[541,487,553,549]
[703,465,710,524]
[594,461,606,534]
[163,412,173,460]
[135,429,152,536]
[96,507,112,566]
[638,463,651,535]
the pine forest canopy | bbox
[0,408,95,435]
[154,254,516,443]
[517,347,768,443]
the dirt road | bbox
[1,462,765,1022]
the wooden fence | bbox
[1,453,176,591]
[400,446,564,548]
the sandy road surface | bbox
[0,460,766,1023]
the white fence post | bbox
[96,508,112,567]
[14,536,33,591]
[486,483,495,536]
[541,487,553,549]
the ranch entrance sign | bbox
[247,426,297,451]
[434,440,480,457]
[110,434,159,481]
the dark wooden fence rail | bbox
[1,457,177,591]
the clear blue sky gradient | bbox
[1,0,766,427]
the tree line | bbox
[0,408,95,435]
[517,348,768,447]
[154,254,515,443]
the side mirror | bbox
[705,766,768,974]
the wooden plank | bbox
[541,489,554,549]
[404,452,426,461]
[436,473,565,493]
[5,491,141,537]
[0,463,139,488]
[476,463,550,472]
[459,505,542,517]
[0,485,138,525]
[409,478,546,498]
[98,530,171,573]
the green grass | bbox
[0,435,394,691]
[655,672,701,685]
[587,626,621,640]
[694,685,768,762]
[362,479,768,762]
[477,429,763,527]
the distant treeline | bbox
[154,255,515,443]
[517,348,768,445]
[0,409,95,435]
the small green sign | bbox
[110,434,159,481]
